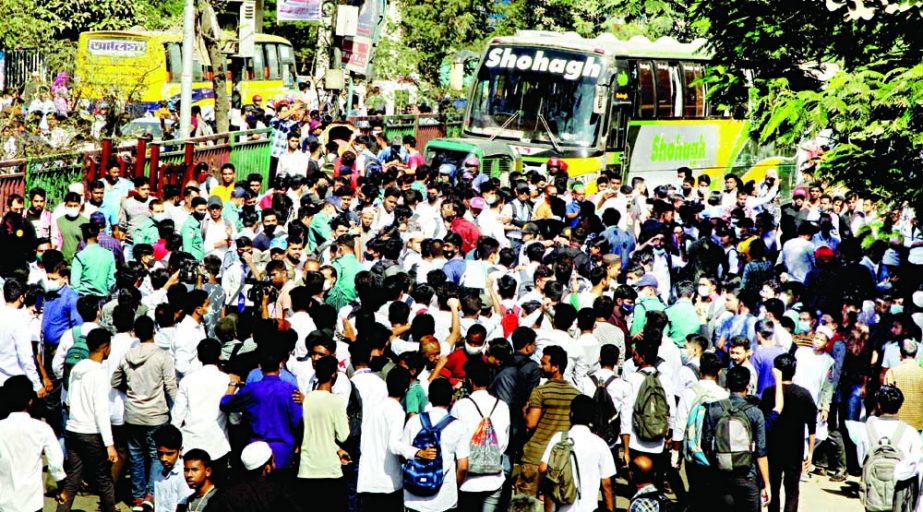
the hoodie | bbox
[111,343,178,426]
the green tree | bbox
[261,0,318,73]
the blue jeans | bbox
[459,487,503,512]
[846,384,864,421]
[126,424,163,500]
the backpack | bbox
[708,399,755,472]
[403,412,455,497]
[63,326,88,390]
[344,382,363,456]
[590,375,620,447]
[545,431,581,505]
[466,398,503,475]
[500,305,521,338]
[632,370,670,441]
[683,383,711,466]
[684,361,701,381]
[631,488,672,512]
[861,421,908,512]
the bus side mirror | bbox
[594,85,608,114]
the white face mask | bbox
[44,279,63,293]
[152,213,166,222]
[464,342,485,356]
[697,285,710,297]
[64,207,80,219]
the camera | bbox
[246,277,280,304]
[179,258,203,284]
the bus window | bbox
[682,62,706,118]
[635,60,655,119]
[279,44,296,86]
[252,46,265,81]
[654,61,675,118]
[166,43,182,83]
[264,43,280,80]
[192,59,204,82]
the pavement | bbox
[44,470,866,511]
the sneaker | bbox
[800,471,810,482]
[829,472,848,482]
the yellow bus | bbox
[74,30,298,114]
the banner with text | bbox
[278,0,322,22]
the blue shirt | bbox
[717,313,756,347]
[442,258,466,285]
[601,226,636,271]
[220,375,303,469]
[245,367,299,387]
[41,286,82,347]
[751,345,786,397]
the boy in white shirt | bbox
[150,425,191,512]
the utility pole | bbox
[179,0,196,138]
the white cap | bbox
[68,182,85,197]
[815,325,834,339]
[913,290,923,309]
[240,441,273,471]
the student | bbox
[403,378,470,512]
[539,394,616,512]
[628,455,663,512]
[0,376,67,512]
[151,425,192,512]
[724,336,758,396]
[182,448,218,511]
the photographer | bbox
[259,260,287,320]
[220,236,263,316]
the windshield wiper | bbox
[489,110,522,142]
[537,113,562,154]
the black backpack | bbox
[590,375,620,447]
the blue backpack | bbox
[403,412,455,497]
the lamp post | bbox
[179,0,195,138]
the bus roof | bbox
[79,30,291,45]
[489,31,711,61]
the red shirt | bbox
[443,348,481,386]
[450,218,481,255]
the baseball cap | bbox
[634,273,659,290]
[231,187,248,199]
[814,246,835,263]
[207,195,223,209]
[240,441,273,471]
[269,237,288,251]
[89,211,107,227]
[68,182,85,196]
[470,197,487,210]
[522,222,540,235]
[901,339,918,356]
[325,196,343,211]
[792,189,807,199]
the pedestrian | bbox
[882,339,923,431]
[181,448,218,510]
[112,315,177,508]
[759,353,817,512]
[539,394,616,512]
[203,441,301,512]
[297,355,350,510]
[515,346,581,496]
[151,425,191,512]
[702,366,771,512]
[56,328,119,512]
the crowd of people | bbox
[1,116,922,512]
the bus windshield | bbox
[465,46,605,148]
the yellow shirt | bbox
[211,185,234,203]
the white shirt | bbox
[171,364,231,460]
[357,398,419,494]
[450,390,511,492]
[672,379,729,442]
[591,368,632,419]
[278,149,310,177]
[540,425,616,512]
[203,217,234,259]
[288,311,317,358]
[153,460,192,512]
[351,369,388,419]
[792,347,834,406]
[0,305,41,390]
[575,332,601,373]
[857,416,923,463]
[66,359,114,445]
[403,408,470,512]
[52,322,99,380]
[0,412,66,512]
[474,209,509,248]
[620,366,676,454]
[105,333,138,426]
[173,316,206,377]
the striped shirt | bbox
[522,379,580,464]
[886,361,923,431]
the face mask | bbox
[891,305,904,315]
[443,250,456,259]
[465,342,485,356]
[427,194,438,203]
[193,211,207,221]
[796,320,812,334]
[485,195,498,206]
[323,280,332,291]
[697,285,710,297]
[152,213,166,223]
[653,247,665,256]
[621,304,635,315]
[263,224,277,236]
[44,279,63,293]
[699,187,708,195]
[780,293,791,306]
[64,207,79,219]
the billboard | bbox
[278,0,322,22]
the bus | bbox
[462,31,792,190]
[74,30,298,114]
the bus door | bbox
[606,59,633,176]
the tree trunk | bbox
[200,0,230,133]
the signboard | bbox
[335,5,359,36]
[483,46,602,81]
[277,0,322,22]
[342,37,373,75]
[356,0,385,41]
[87,39,148,57]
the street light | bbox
[179,0,195,138]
